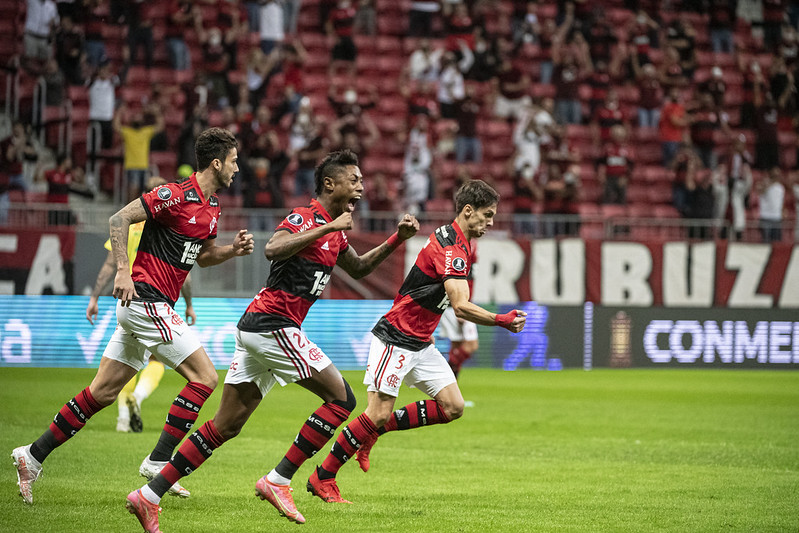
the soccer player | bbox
[125,149,419,531]
[307,179,526,503]
[11,128,255,505]
[85,176,197,434]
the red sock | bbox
[282,402,351,472]
[380,399,450,434]
[319,413,378,477]
[150,381,214,462]
[151,420,226,498]
[48,387,103,443]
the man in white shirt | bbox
[24,0,59,71]
[758,167,785,243]
[407,39,443,82]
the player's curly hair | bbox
[314,149,360,196]
[195,128,238,171]
[455,179,499,213]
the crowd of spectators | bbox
[2,0,799,242]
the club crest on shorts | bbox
[157,187,172,200]
[452,257,467,272]
[287,213,304,226]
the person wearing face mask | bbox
[113,102,164,201]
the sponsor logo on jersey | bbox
[188,216,196,224]
[288,213,304,226]
[386,374,400,388]
[153,197,181,213]
[185,189,201,203]
[321,241,330,251]
[314,214,327,225]
[209,195,219,207]
[157,187,172,200]
[452,257,467,272]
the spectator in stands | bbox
[512,109,550,178]
[513,0,540,48]
[626,10,659,66]
[246,131,289,211]
[364,171,398,231]
[197,25,234,107]
[468,32,500,82]
[660,88,689,166]
[215,0,247,70]
[1,121,37,192]
[401,79,440,127]
[598,124,634,205]
[87,61,118,155]
[244,47,273,109]
[454,85,483,164]
[354,0,376,35]
[701,66,727,109]
[739,58,766,129]
[658,46,689,93]
[536,17,558,85]
[167,0,199,71]
[41,153,79,225]
[43,58,66,107]
[437,46,473,120]
[443,2,475,51]
[493,55,532,122]
[406,38,443,82]
[289,98,325,195]
[113,102,164,201]
[54,15,85,86]
[177,105,208,169]
[708,0,737,53]
[273,40,309,123]
[83,0,107,69]
[551,29,590,124]
[544,123,579,172]
[665,16,697,82]
[585,57,618,120]
[245,0,261,33]
[689,91,730,170]
[585,9,617,65]
[122,2,154,80]
[670,142,701,215]
[284,0,303,36]
[512,162,540,230]
[684,168,716,239]
[757,166,786,242]
[408,0,440,38]
[768,56,797,117]
[778,26,798,69]
[590,88,628,145]
[540,160,580,237]
[762,0,787,52]
[401,115,434,215]
[23,0,59,75]
[753,82,781,170]
[717,134,753,240]
[326,0,358,78]
[328,106,380,156]
[259,0,285,55]
[632,60,663,128]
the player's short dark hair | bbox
[195,128,238,171]
[455,179,499,213]
[314,149,360,196]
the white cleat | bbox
[139,456,191,498]
[12,445,42,504]
[117,417,131,433]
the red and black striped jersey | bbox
[373,221,472,351]
[134,173,220,306]
[238,199,350,332]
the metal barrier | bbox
[2,201,797,244]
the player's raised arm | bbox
[195,229,255,267]
[336,213,420,279]
[264,212,353,261]
[444,277,527,333]
[109,198,147,306]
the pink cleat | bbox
[11,445,42,505]
[355,434,378,473]
[306,467,352,504]
[126,489,162,533]
[255,476,306,524]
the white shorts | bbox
[102,300,202,371]
[363,335,456,398]
[225,327,333,397]
[437,307,478,342]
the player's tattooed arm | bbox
[108,199,147,305]
[337,214,420,279]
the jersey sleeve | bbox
[432,243,470,281]
[140,183,183,222]
[275,207,312,234]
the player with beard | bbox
[307,179,527,503]
[12,128,255,506]
[126,149,420,530]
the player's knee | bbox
[442,399,464,421]
[332,379,357,413]
[213,418,244,440]
[197,371,218,391]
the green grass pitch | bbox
[0,367,797,532]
